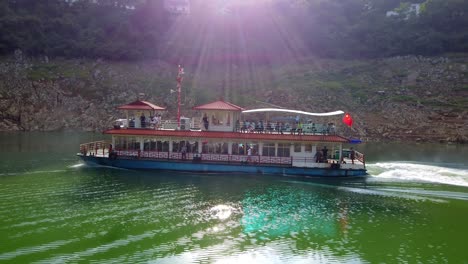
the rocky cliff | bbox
[0,53,466,143]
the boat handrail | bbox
[110,150,294,165]
[355,150,365,166]
[79,140,111,156]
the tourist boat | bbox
[78,99,366,177]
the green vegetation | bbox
[0,0,467,60]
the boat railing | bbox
[114,118,337,135]
[238,121,337,135]
[79,141,111,156]
[115,118,202,131]
[355,150,365,165]
[111,150,294,165]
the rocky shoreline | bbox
[0,54,466,143]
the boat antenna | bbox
[176,65,184,130]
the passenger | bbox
[181,144,187,159]
[314,150,323,163]
[291,122,297,135]
[152,115,158,130]
[266,122,272,133]
[236,119,240,132]
[154,116,159,129]
[322,146,328,161]
[329,123,336,135]
[241,121,247,133]
[249,121,255,133]
[247,147,252,162]
[140,113,146,128]
[297,122,303,135]
[149,115,155,128]
[259,120,264,133]
[350,147,356,164]
[203,114,209,130]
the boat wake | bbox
[0,169,67,177]
[72,162,132,171]
[367,162,468,187]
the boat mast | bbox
[176,65,184,130]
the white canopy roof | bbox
[242,108,344,117]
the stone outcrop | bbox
[0,54,466,143]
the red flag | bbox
[343,113,353,127]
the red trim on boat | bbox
[117,100,166,110]
[104,129,349,142]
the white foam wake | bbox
[367,162,468,187]
[0,170,66,177]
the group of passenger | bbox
[238,120,300,134]
[314,146,356,164]
[128,113,162,129]
[236,120,334,135]
[314,146,329,163]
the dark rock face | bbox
[0,55,466,143]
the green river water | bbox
[1,132,468,263]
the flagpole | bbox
[176,65,184,130]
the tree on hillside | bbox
[0,0,466,60]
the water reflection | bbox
[210,205,235,220]
[241,188,338,238]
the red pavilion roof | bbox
[193,100,244,111]
[117,100,166,111]
[104,129,349,143]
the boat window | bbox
[262,143,275,156]
[115,136,126,150]
[128,137,138,150]
[158,141,169,152]
[277,143,290,157]
[150,139,158,151]
[249,142,259,155]
[211,113,223,126]
[305,144,313,152]
[208,142,227,154]
[240,143,246,155]
[188,141,197,153]
[173,141,180,152]
[144,139,150,151]
[143,138,159,151]
[221,143,228,154]
[294,143,301,153]
[202,142,217,154]
[231,143,239,155]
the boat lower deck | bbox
[78,150,366,177]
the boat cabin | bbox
[116,100,166,129]
[193,100,244,132]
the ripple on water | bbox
[0,238,80,261]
